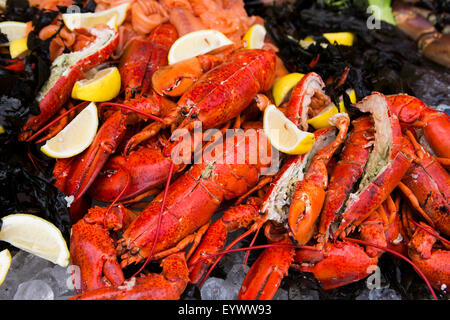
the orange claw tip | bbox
[238,241,294,300]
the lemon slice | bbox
[0,21,27,43]
[0,249,11,287]
[9,37,28,59]
[307,89,356,129]
[0,214,69,267]
[302,32,355,48]
[264,104,315,155]
[62,2,129,31]
[272,72,305,106]
[323,32,355,46]
[243,24,266,49]
[72,67,121,102]
[168,29,234,65]
[41,102,98,158]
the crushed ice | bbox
[0,251,76,300]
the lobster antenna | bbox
[26,101,90,142]
[197,242,308,288]
[198,223,262,288]
[103,165,131,225]
[131,160,176,278]
[343,237,438,300]
[242,226,261,270]
[99,102,165,123]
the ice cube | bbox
[368,286,401,300]
[13,280,54,300]
[288,285,320,300]
[32,264,76,298]
[273,288,288,300]
[226,264,249,287]
[201,277,236,300]
[0,273,20,300]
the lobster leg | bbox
[397,131,450,236]
[69,252,190,300]
[188,201,262,284]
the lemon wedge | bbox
[272,72,305,106]
[168,29,234,65]
[0,214,69,267]
[264,104,315,155]
[243,24,266,49]
[9,37,28,59]
[41,102,98,158]
[307,89,356,129]
[0,249,11,287]
[72,67,121,102]
[302,32,355,48]
[62,2,129,31]
[0,21,27,43]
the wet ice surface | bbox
[0,251,76,300]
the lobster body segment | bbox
[117,127,275,266]
[176,49,276,131]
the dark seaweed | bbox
[245,0,438,108]
[0,1,71,245]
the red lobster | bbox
[69,124,276,299]
[19,26,119,141]
[87,47,276,203]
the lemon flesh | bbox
[62,2,129,31]
[168,29,234,65]
[72,67,121,102]
[41,102,98,158]
[0,21,27,43]
[264,104,315,155]
[272,73,305,106]
[9,37,28,59]
[243,24,266,49]
[307,89,356,129]
[0,249,11,287]
[0,214,69,267]
[303,32,355,48]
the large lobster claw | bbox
[293,242,379,290]
[70,252,190,300]
[238,239,294,300]
[70,205,132,292]
[335,93,413,237]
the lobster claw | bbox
[70,252,190,300]
[407,224,450,292]
[70,206,128,292]
[238,239,294,300]
[293,242,379,290]
[335,93,414,237]
[20,27,119,140]
[64,111,128,206]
